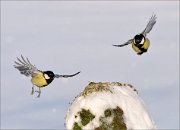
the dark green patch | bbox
[98,117,110,130]
[98,106,127,130]
[79,109,95,126]
[79,82,112,96]
[112,117,127,130]
[104,109,112,117]
[113,106,123,117]
[73,122,82,130]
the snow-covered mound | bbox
[65,82,156,130]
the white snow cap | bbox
[65,82,156,130]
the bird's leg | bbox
[31,86,34,95]
[35,88,41,98]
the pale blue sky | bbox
[1,1,179,129]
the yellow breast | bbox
[132,43,141,53]
[142,38,150,49]
[31,72,47,87]
[132,38,150,53]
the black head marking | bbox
[43,71,55,85]
[134,34,145,44]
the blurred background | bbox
[1,1,179,129]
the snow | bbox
[65,82,156,129]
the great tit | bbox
[113,14,157,55]
[14,55,81,98]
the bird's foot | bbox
[37,93,41,98]
[35,90,41,98]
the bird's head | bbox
[134,34,145,47]
[43,71,55,84]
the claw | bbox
[35,88,41,98]
[37,93,41,98]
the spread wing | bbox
[14,55,40,77]
[142,14,157,36]
[113,39,133,47]
[54,71,81,78]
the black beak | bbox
[135,40,140,44]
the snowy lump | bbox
[65,82,156,130]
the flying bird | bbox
[113,14,157,55]
[14,55,81,98]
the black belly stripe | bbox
[139,47,147,52]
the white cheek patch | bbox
[44,74,50,79]
[139,38,145,45]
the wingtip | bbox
[112,44,118,47]
[151,13,157,21]
[113,44,123,47]
[20,54,24,59]
[76,71,81,75]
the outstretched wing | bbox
[142,14,157,36]
[54,71,81,78]
[113,39,133,47]
[14,55,40,77]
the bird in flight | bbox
[113,14,157,55]
[14,55,81,98]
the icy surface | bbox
[65,82,156,130]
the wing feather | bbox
[142,14,157,36]
[14,55,39,77]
